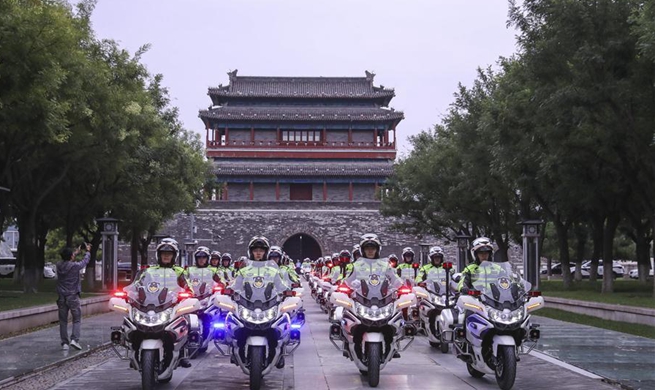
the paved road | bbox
[48,287,621,390]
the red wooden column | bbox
[250,127,255,145]
[383,128,388,145]
[223,184,229,201]
[275,181,280,201]
[276,127,281,145]
[249,181,254,201]
[349,182,353,202]
[373,129,378,146]
[323,181,327,201]
[348,127,352,145]
[225,127,229,145]
[322,128,327,145]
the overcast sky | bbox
[89,0,518,157]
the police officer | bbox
[396,247,417,284]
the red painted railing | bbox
[206,140,395,149]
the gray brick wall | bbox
[229,129,250,142]
[255,130,277,142]
[353,183,375,201]
[329,183,349,201]
[312,183,323,201]
[253,183,276,201]
[352,130,373,144]
[161,209,448,264]
[228,183,250,201]
[326,130,348,143]
[279,183,290,201]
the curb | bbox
[0,342,111,389]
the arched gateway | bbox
[282,233,322,261]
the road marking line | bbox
[529,350,603,379]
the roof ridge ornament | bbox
[365,70,375,83]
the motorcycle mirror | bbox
[283,290,296,297]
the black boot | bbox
[275,356,285,369]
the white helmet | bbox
[193,246,211,267]
[268,245,283,261]
[359,233,382,258]
[428,246,444,262]
[401,247,415,263]
[248,236,270,260]
[156,239,179,267]
[470,237,493,263]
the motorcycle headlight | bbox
[355,303,394,321]
[487,307,524,325]
[433,295,447,306]
[239,306,278,324]
[132,308,173,326]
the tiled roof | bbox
[213,161,393,177]
[200,106,404,122]
[208,70,395,100]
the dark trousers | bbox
[57,294,81,344]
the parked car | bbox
[0,241,15,278]
[541,262,590,278]
[581,260,625,278]
[629,268,654,279]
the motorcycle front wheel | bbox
[495,345,517,390]
[249,345,266,390]
[141,349,157,390]
[366,342,382,387]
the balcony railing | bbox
[206,140,395,149]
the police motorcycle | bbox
[319,255,339,315]
[301,258,313,281]
[309,258,325,301]
[108,268,200,389]
[213,260,303,390]
[413,261,458,353]
[453,261,544,390]
[185,247,225,357]
[328,234,417,389]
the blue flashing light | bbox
[213,322,225,329]
[291,323,302,329]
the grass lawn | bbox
[0,278,106,312]
[540,279,655,309]
[534,308,655,340]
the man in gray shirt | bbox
[56,243,91,350]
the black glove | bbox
[460,287,469,295]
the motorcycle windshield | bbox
[423,268,453,296]
[186,268,216,298]
[128,268,182,312]
[236,262,282,311]
[351,259,395,308]
[470,261,527,311]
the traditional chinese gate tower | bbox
[164,70,418,261]
[200,70,403,203]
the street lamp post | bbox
[456,234,471,273]
[184,240,197,268]
[520,220,543,291]
[96,217,120,291]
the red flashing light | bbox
[113,291,127,299]
[417,282,427,288]
[398,287,412,295]
[178,291,192,300]
[467,289,481,297]
[283,290,296,297]
[412,263,419,269]
[528,291,542,297]
[212,284,224,293]
[337,285,352,294]
[442,262,453,270]
[327,263,334,268]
